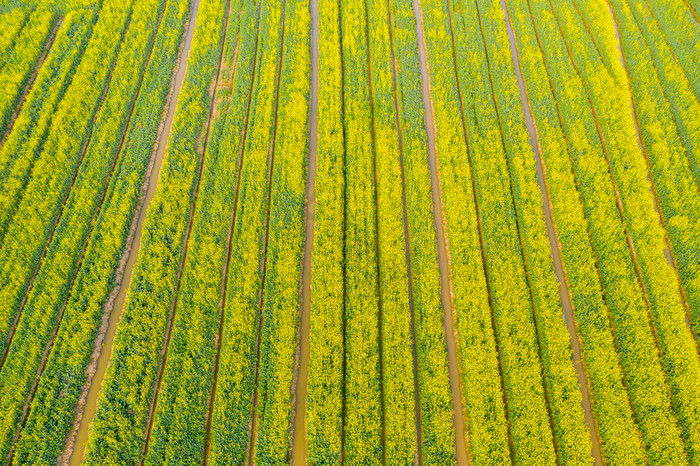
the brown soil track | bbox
[202,2,263,464]
[244,1,287,462]
[411,0,470,463]
[0,17,62,149]
[386,0,424,460]
[2,2,170,461]
[500,0,604,463]
[0,10,134,374]
[61,2,200,463]
[289,0,318,461]
[138,0,235,462]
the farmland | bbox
[0,0,698,463]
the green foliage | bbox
[81,0,230,462]
[479,0,593,462]
[388,0,456,462]
[305,0,345,460]
[0,0,167,460]
[206,0,287,462]
[0,7,56,138]
[419,0,512,462]
[253,0,310,462]
[0,8,28,69]
[143,0,255,463]
[0,0,133,374]
[366,0,417,462]
[12,0,192,462]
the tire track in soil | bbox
[0,17,63,149]
[411,0,470,462]
[3,2,169,460]
[499,0,603,463]
[289,0,318,461]
[386,0,423,461]
[202,2,263,464]
[61,1,200,462]
[245,0,287,462]
[138,0,235,461]
[0,9,135,373]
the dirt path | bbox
[203,3,262,464]
[290,0,318,462]
[3,3,169,461]
[0,18,62,148]
[386,0,423,461]
[63,2,201,463]
[499,1,603,463]
[411,0,469,463]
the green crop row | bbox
[479,0,593,462]
[367,0,418,462]
[0,9,93,248]
[339,0,383,462]
[253,0,309,462]
[550,0,700,460]
[450,0,558,462]
[305,0,345,460]
[81,0,229,462]
[616,0,700,322]
[639,0,700,100]
[419,0,511,462]
[0,0,133,365]
[540,0,690,462]
[207,0,284,462]
[505,0,650,462]
[620,0,700,192]
[11,0,192,462]
[0,7,56,139]
[143,0,254,463]
[0,0,166,461]
[0,8,28,69]
[387,0,456,461]
[605,0,700,458]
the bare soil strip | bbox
[289,0,318,460]
[202,3,263,464]
[139,0,234,461]
[411,0,469,463]
[245,2,288,462]
[606,4,693,329]
[386,0,423,460]
[0,12,130,374]
[0,18,62,149]
[63,3,200,463]
[499,1,603,463]
[4,3,169,460]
